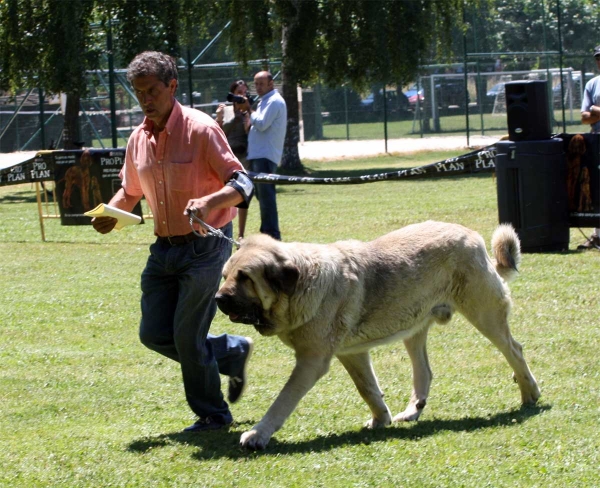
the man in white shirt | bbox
[578,45,600,250]
[241,71,287,240]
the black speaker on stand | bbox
[505,80,551,142]
[496,80,569,252]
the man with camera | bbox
[238,71,287,241]
[579,45,600,250]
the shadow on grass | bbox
[0,192,40,204]
[126,403,550,459]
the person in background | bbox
[91,51,255,432]
[239,71,287,241]
[216,80,251,240]
[579,44,600,250]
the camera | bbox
[226,92,256,104]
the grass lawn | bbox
[1,149,599,487]
[317,111,586,141]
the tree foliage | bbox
[462,0,600,56]
[0,0,100,147]
[3,0,598,157]
[221,0,467,169]
[108,0,181,62]
[224,0,466,91]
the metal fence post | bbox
[383,85,388,153]
[344,85,349,141]
[107,21,118,148]
[38,87,46,149]
[187,47,194,109]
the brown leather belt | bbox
[158,232,199,246]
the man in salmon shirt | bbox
[92,51,255,432]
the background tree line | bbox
[0,0,598,169]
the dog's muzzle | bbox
[215,293,263,326]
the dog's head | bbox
[79,149,93,170]
[568,134,586,157]
[216,234,300,336]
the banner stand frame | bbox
[34,181,60,242]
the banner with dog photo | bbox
[53,149,143,226]
[562,133,600,228]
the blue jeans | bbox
[139,223,246,424]
[249,158,281,240]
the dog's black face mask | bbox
[215,293,276,335]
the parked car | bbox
[360,89,409,112]
[435,79,467,109]
[402,80,466,110]
[360,93,375,109]
[403,84,424,108]
[486,82,506,99]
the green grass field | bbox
[1,150,599,487]
[315,110,585,141]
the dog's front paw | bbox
[364,414,391,429]
[240,429,271,450]
[393,410,420,422]
[393,400,426,422]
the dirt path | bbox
[297,135,500,161]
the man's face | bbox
[595,56,600,69]
[254,74,274,97]
[132,75,177,129]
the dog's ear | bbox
[265,262,300,296]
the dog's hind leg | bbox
[336,352,392,428]
[463,306,540,405]
[394,327,432,422]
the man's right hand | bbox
[92,216,118,234]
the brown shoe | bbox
[577,235,600,250]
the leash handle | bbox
[187,208,240,248]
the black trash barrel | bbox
[495,138,569,252]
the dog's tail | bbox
[491,224,521,282]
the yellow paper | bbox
[84,203,142,230]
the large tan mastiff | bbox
[216,221,540,450]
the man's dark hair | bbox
[126,51,178,86]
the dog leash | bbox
[187,208,240,248]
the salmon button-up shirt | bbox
[120,100,245,237]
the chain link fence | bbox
[0,54,595,153]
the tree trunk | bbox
[280,24,304,173]
[62,92,81,150]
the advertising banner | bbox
[52,149,143,225]
[248,146,497,185]
[562,133,600,229]
[0,151,54,186]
